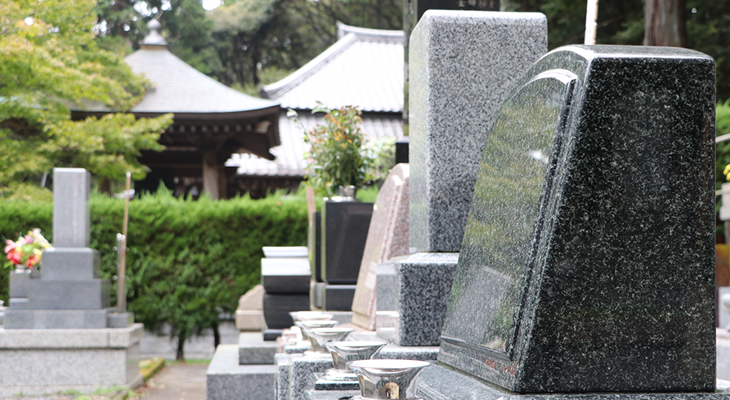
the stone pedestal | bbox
[0,324,144,396]
[375,253,458,346]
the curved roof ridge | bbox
[336,21,405,43]
[261,33,359,100]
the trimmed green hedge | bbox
[0,189,308,357]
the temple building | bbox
[228,23,405,198]
[70,20,281,199]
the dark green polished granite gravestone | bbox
[428,45,716,396]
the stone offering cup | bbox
[324,341,388,381]
[347,359,430,400]
[289,311,334,322]
[295,320,339,340]
[306,327,355,353]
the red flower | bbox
[6,249,21,265]
[26,254,39,267]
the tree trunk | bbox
[176,335,185,362]
[644,0,687,47]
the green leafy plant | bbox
[0,188,308,360]
[290,103,374,197]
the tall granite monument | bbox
[375,10,548,346]
[5,169,117,328]
[413,45,716,398]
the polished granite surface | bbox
[438,45,716,394]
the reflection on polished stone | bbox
[438,44,716,394]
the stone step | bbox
[207,344,277,400]
[239,332,278,365]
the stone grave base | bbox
[413,366,730,400]
[0,324,143,397]
[375,253,458,346]
[278,333,439,400]
[207,344,277,400]
[239,331,278,364]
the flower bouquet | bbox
[4,229,52,272]
[290,103,374,198]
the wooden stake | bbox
[117,172,131,313]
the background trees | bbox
[0,0,172,200]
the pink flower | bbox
[4,240,15,254]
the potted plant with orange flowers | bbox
[290,104,375,306]
[4,229,52,275]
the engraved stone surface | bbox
[53,168,91,248]
[351,164,410,330]
[409,10,547,253]
[436,45,716,394]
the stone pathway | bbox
[135,363,208,400]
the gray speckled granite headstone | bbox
[409,10,547,253]
[53,168,91,248]
[435,45,716,395]
[4,167,113,329]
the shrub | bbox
[0,189,308,359]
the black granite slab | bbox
[263,293,310,329]
[321,201,373,284]
[323,285,357,311]
[438,45,716,394]
[309,212,323,283]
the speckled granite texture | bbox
[438,45,716,394]
[409,11,547,253]
[276,353,292,400]
[313,373,360,391]
[375,253,458,346]
[289,353,334,400]
[352,164,410,330]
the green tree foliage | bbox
[209,0,402,87]
[0,189,308,360]
[504,0,730,99]
[0,0,173,200]
[95,0,226,77]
